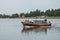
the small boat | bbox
[21,19,51,27]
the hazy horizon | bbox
[0,0,60,15]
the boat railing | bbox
[33,20,51,24]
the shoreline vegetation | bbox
[0,16,60,19]
[20,16,60,19]
[0,9,60,19]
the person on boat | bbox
[44,19,47,21]
[44,19,47,23]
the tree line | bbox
[0,9,60,18]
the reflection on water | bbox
[21,26,51,34]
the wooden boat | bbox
[21,20,51,27]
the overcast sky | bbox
[0,0,60,14]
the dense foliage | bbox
[0,9,60,18]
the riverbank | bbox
[21,17,60,19]
[40,17,60,19]
[0,17,60,19]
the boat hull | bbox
[21,22,51,26]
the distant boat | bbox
[21,19,51,27]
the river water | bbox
[0,18,60,40]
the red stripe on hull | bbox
[21,22,51,26]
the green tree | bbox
[0,14,2,18]
[11,13,19,18]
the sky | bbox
[0,0,60,15]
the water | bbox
[0,18,60,40]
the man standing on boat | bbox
[44,19,47,22]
